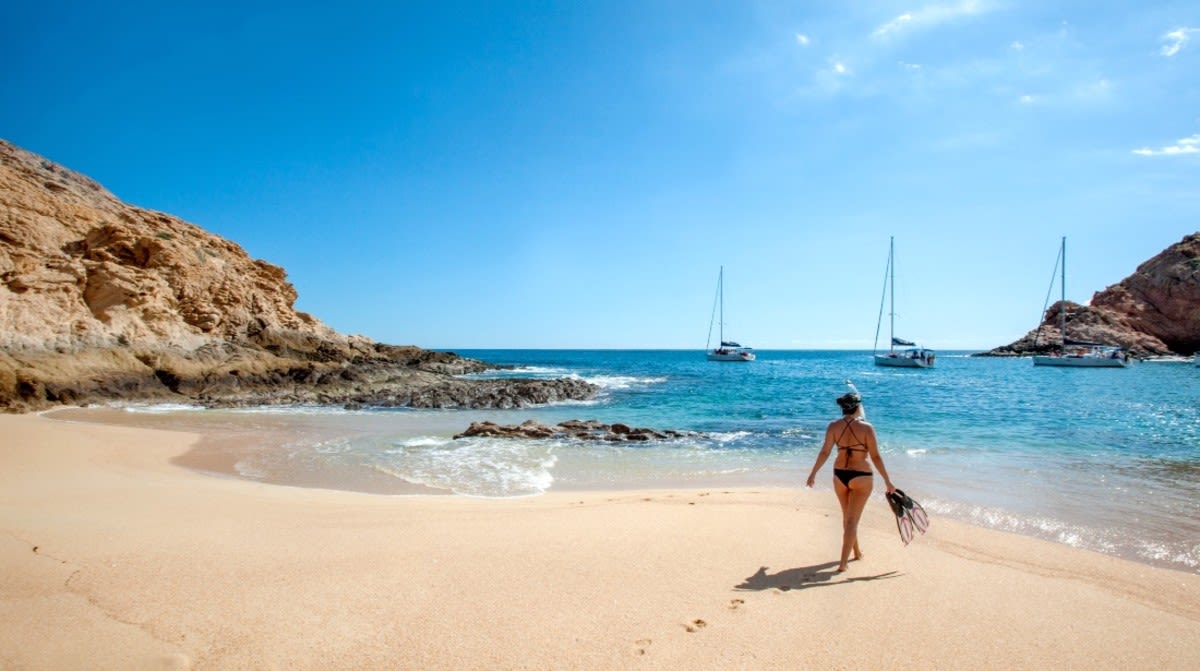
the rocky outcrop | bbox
[981,233,1200,357]
[1090,233,1200,354]
[454,419,696,442]
[0,139,597,411]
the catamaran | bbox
[706,266,755,362]
[1032,237,1129,368]
[873,237,935,368]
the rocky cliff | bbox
[981,233,1200,357]
[0,139,596,411]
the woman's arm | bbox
[863,424,896,493]
[806,424,836,487]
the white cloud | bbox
[1019,94,1036,104]
[874,13,914,39]
[1010,40,1024,51]
[1132,134,1200,156]
[831,60,849,75]
[1161,27,1198,57]
[872,1,992,40]
[796,33,810,47]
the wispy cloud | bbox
[872,1,992,40]
[796,33,810,47]
[1133,134,1200,156]
[1160,27,1198,57]
[874,13,914,39]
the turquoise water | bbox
[104,350,1200,573]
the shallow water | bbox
[66,349,1200,574]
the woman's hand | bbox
[885,481,897,494]
[805,474,816,488]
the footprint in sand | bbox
[683,619,707,633]
[632,638,652,655]
[728,598,744,610]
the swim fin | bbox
[886,489,929,545]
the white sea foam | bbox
[781,428,817,439]
[232,460,269,479]
[460,365,570,380]
[920,498,1200,570]
[402,436,447,448]
[226,405,357,416]
[313,438,352,455]
[581,374,668,391]
[121,403,206,413]
[373,436,559,498]
[1136,540,1200,569]
[708,431,754,445]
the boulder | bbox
[453,419,694,442]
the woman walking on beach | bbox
[806,389,896,572]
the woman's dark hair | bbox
[836,392,861,414]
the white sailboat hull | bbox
[707,349,755,362]
[1033,354,1128,368]
[874,352,933,368]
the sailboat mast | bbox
[1059,236,1066,345]
[718,265,724,345]
[889,236,896,353]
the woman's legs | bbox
[834,476,873,572]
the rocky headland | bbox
[979,233,1200,358]
[0,139,596,411]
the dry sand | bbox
[2,413,1198,670]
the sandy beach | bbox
[2,413,1199,670]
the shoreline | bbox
[39,404,1200,575]
[2,412,1199,669]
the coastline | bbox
[2,413,1199,669]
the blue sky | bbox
[3,1,1197,350]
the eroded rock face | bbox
[982,233,1200,358]
[0,139,598,411]
[1090,233,1200,355]
[0,140,324,352]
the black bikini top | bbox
[836,419,868,461]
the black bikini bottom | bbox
[833,468,873,487]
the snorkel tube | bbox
[843,380,864,419]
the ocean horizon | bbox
[63,348,1200,575]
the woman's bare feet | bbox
[836,563,848,573]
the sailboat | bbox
[873,237,935,368]
[706,266,755,362]
[1032,237,1129,368]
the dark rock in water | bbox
[454,419,694,442]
